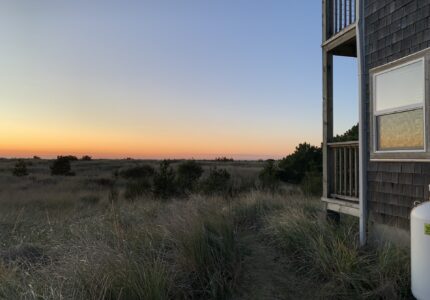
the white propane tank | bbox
[411,201,430,300]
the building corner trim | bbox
[356,0,367,246]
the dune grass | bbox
[264,198,411,299]
[0,159,411,299]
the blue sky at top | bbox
[0,1,358,158]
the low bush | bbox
[258,159,280,192]
[90,177,115,188]
[300,171,322,197]
[124,180,152,201]
[12,160,28,177]
[201,168,231,196]
[62,155,78,161]
[120,165,155,180]
[176,160,203,194]
[79,195,100,206]
[153,160,177,199]
[50,156,75,176]
[81,155,92,161]
[215,157,234,162]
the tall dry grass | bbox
[264,197,411,299]
[0,159,411,299]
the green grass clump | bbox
[0,264,21,299]
[265,204,411,298]
[176,212,241,299]
[79,252,170,300]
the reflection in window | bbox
[375,60,424,111]
[377,109,424,151]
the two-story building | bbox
[322,0,430,246]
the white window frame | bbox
[372,57,427,154]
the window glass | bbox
[375,60,424,112]
[377,109,424,151]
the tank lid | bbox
[412,202,430,219]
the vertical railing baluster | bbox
[339,0,343,31]
[334,148,337,195]
[344,0,347,28]
[334,0,339,33]
[343,147,347,196]
[354,146,358,197]
[337,148,343,195]
[349,147,352,196]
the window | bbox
[372,57,426,155]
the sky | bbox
[0,1,358,159]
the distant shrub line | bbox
[122,160,236,200]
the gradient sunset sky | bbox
[0,1,358,159]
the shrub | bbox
[176,160,203,194]
[333,123,358,142]
[12,160,28,177]
[50,156,74,176]
[278,143,322,184]
[201,168,231,195]
[215,157,234,162]
[120,165,155,180]
[90,177,115,188]
[300,171,322,197]
[79,195,100,206]
[81,155,92,161]
[258,160,280,192]
[124,180,152,201]
[62,155,78,161]
[153,160,177,199]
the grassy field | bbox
[0,158,411,299]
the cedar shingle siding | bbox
[365,0,430,230]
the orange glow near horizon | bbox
[0,136,298,160]
[0,123,303,160]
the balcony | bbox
[329,141,359,201]
[322,141,360,217]
[327,0,356,39]
[323,0,357,57]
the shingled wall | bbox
[365,0,430,230]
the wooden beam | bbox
[322,49,333,198]
[322,23,357,56]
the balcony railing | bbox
[326,0,356,39]
[328,141,359,201]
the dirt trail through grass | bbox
[235,231,316,300]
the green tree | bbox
[278,143,322,184]
[333,123,359,142]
